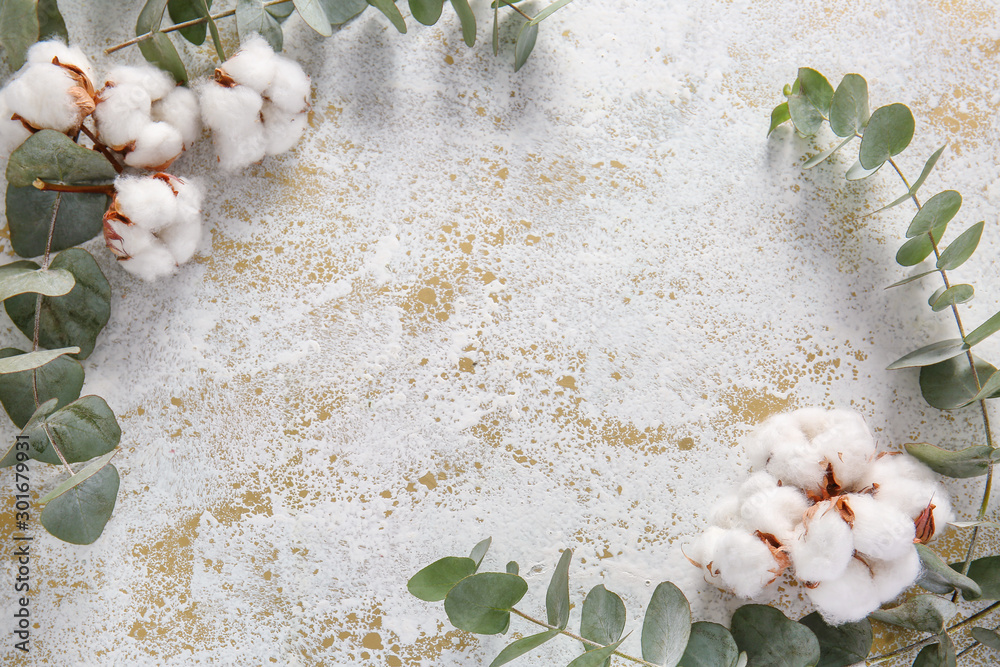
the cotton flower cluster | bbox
[198,36,310,170]
[686,408,953,626]
[103,173,202,281]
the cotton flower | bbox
[1,40,96,136]
[805,558,882,625]
[0,90,31,155]
[198,35,310,170]
[686,527,786,598]
[103,173,203,280]
[787,500,855,583]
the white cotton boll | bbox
[870,548,921,603]
[737,471,780,501]
[0,92,31,156]
[152,86,200,147]
[119,245,178,281]
[221,36,278,94]
[104,65,174,101]
[124,121,183,170]
[685,526,726,587]
[262,105,307,155]
[114,175,179,232]
[766,441,827,492]
[172,177,203,221]
[714,529,781,598]
[198,83,267,170]
[806,558,882,625]
[26,40,93,79]
[213,123,266,170]
[93,84,152,150]
[740,484,809,541]
[812,410,876,489]
[748,410,829,490]
[104,218,158,258]
[746,412,810,468]
[3,64,81,132]
[159,217,202,265]
[265,58,310,114]
[865,455,954,530]
[708,494,741,529]
[787,503,855,583]
[847,493,916,560]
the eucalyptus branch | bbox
[105,0,290,54]
[498,0,533,21]
[867,601,1000,664]
[79,125,124,174]
[32,179,115,195]
[509,608,659,666]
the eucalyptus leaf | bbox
[798,613,871,667]
[886,338,968,370]
[195,0,226,61]
[450,0,476,46]
[237,0,284,51]
[546,549,572,629]
[869,594,957,633]
[491,0,499,55]
[368,0,406,32]
[918,355,996,410]
[954,556,1000,600]
[566,637,627,667]
[966,310,1000,348]
[845,158,881,181]
[489,629,559,667]
[768,102,790,136]
[970,627,1000,651]
[886,270,937,289]
[911,635,956,667]
[0,261,74,301]
[138,31,188,83]
[905,190,961,238]
[641,581,691,667]
[937,221,984,271]
[137,0,170,33]
[168,0,211,45]
[6,130,117,188]
[730,605,820,667]
[4,249,111,360]
[0,346,79,375]
[0,347,83,430]
[829,73,869,137]
[19,395,121,466]
[906,442,997,478]
[797,67,833,116]
[896,224,945,267]
[580,584,626,661]
[39,453,119,545]
[506,561,519,575]
[0,0,38,69]
[268,0,295,19]
[915,545,981,599]
[950,520,1000,529]
[858,103,914,170]
[930,284,973,312]
[679,622,740,667]
[409,0,443,25]
[318,0,368,24]
[470,537,492,569]
[787,92,824,137]
[802,135,853,169]
[36,0,68,43]
[514,21,538,72]
[407,556,477,601]
[6,187,109,259]
[530,0,574,25]
[868,146,947,215]
[444,573,528,634]
[968,370,1000,403]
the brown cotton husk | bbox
[754,530,790,580]
[102,201,133,260]
[806,462,842,503]
[214,68,238,88]
[835,496,856,527]
[914,501,937,544]
[53,56,97,122]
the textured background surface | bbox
[2,0,1000,664]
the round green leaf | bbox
[797,68,833,116]
[0,261,75,301]
[137,0,170,33]
[4,249,111,360]
[6,130,117,188]
[506,560,519,575]
[915,545,982,599]
[859,103,915,170]
[581,585,627,654]
[957,556,1000,600]
[912,635,956,667]
[293,0,332,35]
[0,0,39,70]
[514,21,538,72]
[970,627,1000,651]
[937,221,985,271]
[798,613,871,667]
[450,0,476,46]
[845,158,881,181]
[567,637,627,667]
[641,582,691,667]
[36,0,68,43]
[887,338,968,370]
[829,73,869,137]
[930,284,974,312]
[236,0,284,51]
[407,556,477,602]
[20,395,121,466]
[470,537,492,569]
[40,453,120,545]
[0,347,84,429]
[768,102,790,137]
[0,346,80,375]
[138,30,188,83]
[919,355,996,410]
[787,92,824,137]
[168,0,210,45]
[679,622,740,667]
[318,0,368,24]
[444,573,528,634]
[409,0,443,25]
[5,187,110,259]
[368,0,406,32]
[906,191,962,238]
[730,605,820,667]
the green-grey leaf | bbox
[859,103,915,170]
[950,520,1000,529]
[7,130,117,188]
[407,556,477,601]
[4,249,111,360]
[930,284,974,312]
[802,135,854,169]
[491,0,499,55]
[887,338,968,370]
[869,594,957,633]
[797,67,833,116]
[937,221,984,271]
[513,21,538,72]
[19,395,121,466]
[886,270,937,289]
[506,561,519,575]
[137,0,170,32]
[0,347,83,430]
[730,605,820,667]
[641,581,690,667]
[5,187,109,259]
[0,0,39,69]
[0,262,74,301]
[0,346,79,375]
[829,73,869,137]
[768,102,790,136]
[268,0,296,19]
[237,0,284,51]
[908,145,947,197]
[294,0,332,34]
[736,652,748,667]
[966,311,1000,348]
[489,629,559,667]
[679,622,739,667]
[845,158,881,181]
[916,545,981,599]
[581,585,626,661]
[368,0,405,32]
[450,0,475,46]
[787,91,824,137]
[798,613,871,667]
[969,370,1000,403]
[919,355,997,410]
[546,549,572,629]
[36,0,68,43]
[318,0,368,23]
[138,31,188,83]
[470,537,491,569]
[409,0,443,25]
[168,0,210,45]
[40,453,119,545]
[444,573,528,634]
[906,191,962,238]
[954,556,1000,600]
[906,443,997,479]
[912,635,956,667]
[567,637,627,667]
[896,225,945,267]
[971,627,1000,651]
[530,0,574,25]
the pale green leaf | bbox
[937,221,985,271]
[529,0,574,25]
[802,135,853,169]
[906,190,961,238]
[546,549,572,629]
[641,582,690,667]
[858,103,914,170]
[0,346,79,375]
[0,262,74,301]
[918,355,996,410]
[887,338,968,370]
[407,556,477,601]
[514,21,538,72]
[829,73,869,137]
[444,573,528,634]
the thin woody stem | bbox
[509,608,657,666]
[867,602,1000,664]
[80,125,124,174]
[32,179,115,195]
[498,0,533,21]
